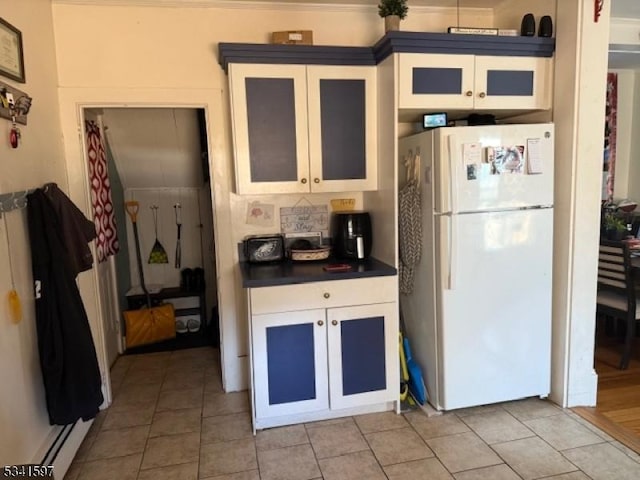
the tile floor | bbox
[64,347,640,480]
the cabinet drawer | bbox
[250,276,396,315]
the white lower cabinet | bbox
[248,277,398,429]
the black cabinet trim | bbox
[219,43,375,72]
[218,33,555,73]
[373,32,555,63]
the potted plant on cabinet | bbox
[378,0,408,32]
[602,212,628,241]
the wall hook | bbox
[0,80,32,126]
[9,111,20,148]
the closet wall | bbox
[123,188,210,289]
[103,108,217,311]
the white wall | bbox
[0,0,72,467]
[494,0,557,29]
[104,108,204,189]
[549,0,610,407]
[609,17,640,45]
[123,187,211,289]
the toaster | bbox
[243,235,285,263]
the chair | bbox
[596,240,639,369]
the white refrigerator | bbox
[399,123,554,411]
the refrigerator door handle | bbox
[449,215,457,290]
[441,215,457,291]
[447,135,459,215]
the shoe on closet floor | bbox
[175,318,188,334]
[187,318,201,333]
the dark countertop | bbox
[239,256,397,288]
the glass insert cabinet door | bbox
[398,53,475,109]
[229,63,311,195]
[252,309,328,418]
[474,56,552,110]
[327,303,398,410]
[307,65,378,193]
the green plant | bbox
[604,213,627,232]
[378,0,409,19]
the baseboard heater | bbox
[29,418,93,479]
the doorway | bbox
[82,107,220,363]
[583,69,640,453]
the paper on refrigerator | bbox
[527,138,544,174]
[463,143,482,180]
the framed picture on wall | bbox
[0,18,25,83]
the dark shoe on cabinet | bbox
[193,268,205,291]
[521,13,535,36]
[181,268,193,291]
[538,15,553,37]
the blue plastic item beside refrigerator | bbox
[403,336,426,405]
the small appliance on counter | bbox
[243,234,285,263]
[331,211,372,260]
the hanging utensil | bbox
[3,212,22,324]
[174,203,182,269]
[123,200,176,349]
[148,205,169,264]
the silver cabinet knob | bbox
[323,292,330,299]
[332,320,338,326]
[318,320,324,326]
[301,178,307,184]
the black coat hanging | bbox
[26,189,104,425]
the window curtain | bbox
[85,120,119,261]
[604,73,618,201]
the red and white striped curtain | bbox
[604,73,617,201]
[86,120,119,261]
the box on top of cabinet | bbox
[272,30,313,45]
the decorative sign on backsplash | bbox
[246,201,275,227]
[280,203,329,238]
[330,198,356,212]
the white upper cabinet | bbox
[229,63,378,195]
[399,53,552,111]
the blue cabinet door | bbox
[245,77,299,183]
[399,54,475,110]
[485,70,534,97]
[253,309,328,418]
[229,64,310,194]
[474,56,551,110]
[317,78,367,182]
[307,66,378,192]
[327,303,398,409]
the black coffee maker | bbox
[331,211,373,260]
